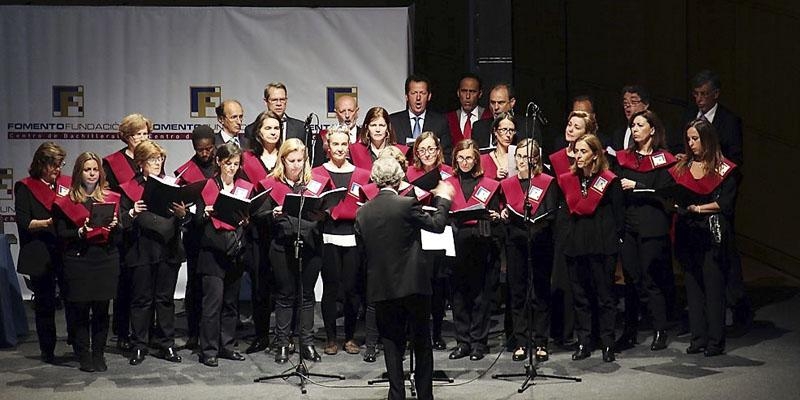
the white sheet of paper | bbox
[420,225,456,257]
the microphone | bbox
[526,102,549,126]
[304,113,315,127]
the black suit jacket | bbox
[390,109,453,164]
[682,103,743,166]
[355,189,451,303]
[214,131,250,150]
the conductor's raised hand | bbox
[431,180,455,201]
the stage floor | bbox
[1,255,799,400]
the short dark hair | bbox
[691,69,721,91]
[215,99,241,119]
[458,72,483,91]
[405,74,431,93]
[621,85,651,105]
[572,94,595,106]
[191,125,215,147]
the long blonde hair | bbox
[69,152,108,203]
[269,138,312,183]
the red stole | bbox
[500,173,554,216]
[668,158,736,195]
[201,178,254,230]
[174,158,211,185]
[560,169,617,216]
[549,148,573,177]
[480,153,503,181]
[617,149,677,172]
[119,178,144,202]
[53,191,120,243]
[406,164,454,183]
[315,165,371,221]
[349,143,410,170]
[104,150,136,185]
[241,151,271,183]
[258,173,331,206]
[19,175,72,211]
[445,175,501,211]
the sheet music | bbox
[421,225,456,257]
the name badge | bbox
[527,185,543,202]
[306,180,323,194]
[591,176,609,194]
[233,187,249,199]
[651,153,667,167]
[440,170,452,180]
[473,186,491,203]
[717,162,731,177]
[349,182,362,197]
[57,185,70,197]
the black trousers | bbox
[620,232,671,332]
[683,247,726,352]
[451,236,496,351]
[246,240,271,341]
[269,243,321,346]
[321,243,360,341]
[29,272,58,356]
[112,260,132,339]
[128,261,179,350]
[549,240,575,343]
[68,300,110,355]
[184,251,202,340]
[506,237,553,347]
[430,253,450,341]
[200,270,242,358]
[566,254,616,348]
[375,294,433,400]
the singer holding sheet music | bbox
[614,110,677,352]
[258,138,327,364]
[445,139,502,361]
[499,139,559,362]
[53,152,121,372]
[314,125,371,356]
[669,119,738,357]
[119,141,188,366]
[560,134,624,363]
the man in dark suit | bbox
[244,82,325,166]
[355,156,454,400]
[214,99,249,149]
[471,83,517,149]
[445,73,492,147]
[390,74,452,163]
[682,69,750,331]
[610,85,651,151]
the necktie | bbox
[231,136,240,148]
[463,113,473,139]
[412,116,421,139]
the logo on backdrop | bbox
[190,86,222,118]
[0,168,13,201]
[326,86,358,118]
[52,85,85,117]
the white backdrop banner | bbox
[0,5,410,298]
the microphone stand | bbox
[254,114,345,393]
[491,103,581,393]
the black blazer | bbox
[355,189,451,303]
[681,103,743,166]
[390,109,453,164]
[214,131,250,150]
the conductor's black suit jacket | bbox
[355,189,451,303]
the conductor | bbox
[355,156,454,400]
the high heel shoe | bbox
[650,331,668,351]
[512,347,527,362]
[535,346,549,362]
[571,344,591,360]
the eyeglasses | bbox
[514,154,536,161]
[456,156,475,163]
[416,147,438,155]
[146,156,165,165]
[496,127,516,136]
[49,161,66,168]
[622,99,642,108]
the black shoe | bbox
[158,347,182,363]
[512,347,527,362]
[219,349,246,361]
[275,346,290,364]
[93,352,108,372]
[200,355,218,367]
[650,331,668,351]
[602,346,615,362]
[300,345,321,362]
[449,344,471,360]
[704,348,724,357]
[287,342,296,354]
[432,337,448,351]
[41,351,55,364]
[363,346,378,363]
[245,338,270,354]
[129,348,147,365]
[571,344,591,360]
[535,346,549,362]
[183,336,198,351]
[79,353,95,372]
[686,345,706,354]
[117,337,133,352]
[469,347,485,361]
[614,331,638,351]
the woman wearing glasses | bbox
[407,131,454,350]
[15,142,71,363]
[499,139,559,362]
[119,141,188,366]
[446,139,502,361]
[481,112,516,180]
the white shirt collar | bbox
[699,102,719,123]
[379,187,399,194]
[408,109,427,122]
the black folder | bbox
[410,168,443,191]
[89,202,116,227]
[213,188,272,227]
[450,203,490,222]
[283,187,347,220]
[142,175,206,218]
